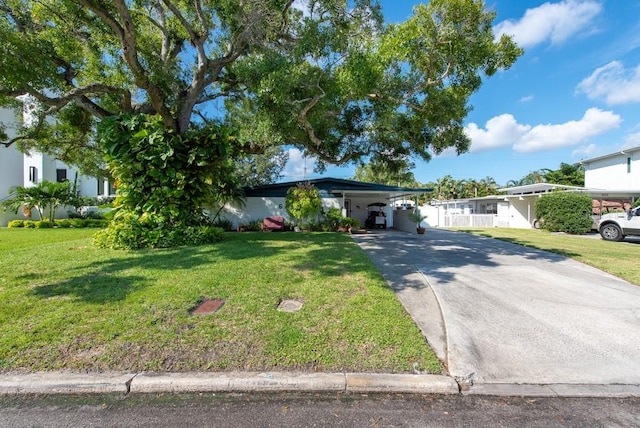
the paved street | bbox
[2,392,639,427]
[352,228,640,386]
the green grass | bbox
[452,228,640,285]
[0,229,441,374]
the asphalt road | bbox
[352,228,640,386]
[1,392,639,427]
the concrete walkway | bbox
[351,228,640,391]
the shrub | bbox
[86,219,109,228]
[536,192,593,234]
[7,220,24,228]
[56,219,73,228]
[211,218,234,231]
[71,219,88,228]
[285,182,322,226]
[324,207,343,230]
[94,213,226,249]
[24,220,36,228]
[246,219,264,231]
[35,220,54,228]
[341,217,361,229]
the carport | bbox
[322,179,433,232]
[235,178,433,232]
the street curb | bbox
[0,372,460,396]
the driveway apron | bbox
[351,228,640,385]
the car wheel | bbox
[600,224,624,242]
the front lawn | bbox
[453,228,640,285]
[0,229,441,374]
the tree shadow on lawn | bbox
[29,245,223,304]
[223,232,376,278]
[27,232,400,303]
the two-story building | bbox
[0,106,115,225]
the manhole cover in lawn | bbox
[191,299,225,315]
[277,299,303,313]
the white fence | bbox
[444,214,498,228]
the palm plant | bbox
[1,181,76,221]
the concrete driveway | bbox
[351,228,640,387]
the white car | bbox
[598,206,640,241]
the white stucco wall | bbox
[584,151,640,190]
[0,108,24,198]
[506,197,537,229]
[222,197,345,229]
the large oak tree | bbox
[0,0,521,247]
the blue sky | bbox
[282,0,640,186]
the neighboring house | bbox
[580,146,640,191]
[223,178,433,234]
[0,106,116,226]
[426,183,588,229]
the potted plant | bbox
[407,209,428,234]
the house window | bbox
[56,168,67,182]
[97,177,104,196]
[628,157,632,174]
[28,166,37,182]
[486,203,497,214]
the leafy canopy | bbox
[0,0,522,173]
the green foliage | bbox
[71,219,87,228]
[24,220,36,228]
[234,147,289,187]
[94,212,225,250]
[97,114,239,248]
[7,220,24,228]
[243,219,264,232]
[433,175,498,200]
[285,182,323,226]
[536,192,593,234]
[341,217,361,229]
[408,210,428,227]
[210,218,234,231]
[1,180,77,222]
[2,0,521,248]
[35,220,54,229]
[542,163,585,186]
[353,158,416,187]
[507,162,584,187]
[324,207,344,230]
[55,219,73,228]
[2,0,520,176]
[86,219,109,228]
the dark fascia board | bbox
[244,177,433,198]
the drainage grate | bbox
[190,299,225,315]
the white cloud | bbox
[494,0,602,48]
[465,114,531,151]
[465,108,621,153]
[576,61,640,105]
[519,95,534,103]
[513,108,621,152]
[282,147,317,180]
